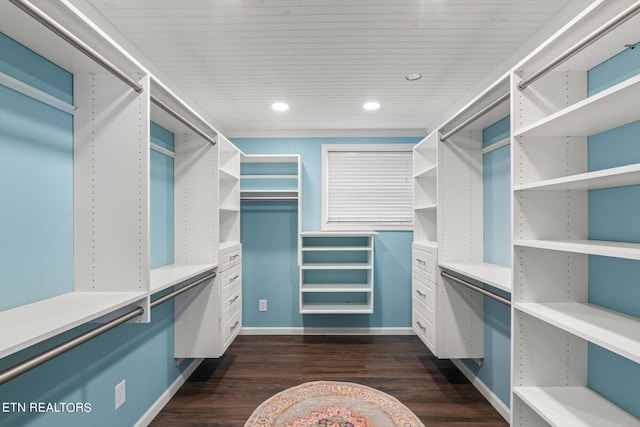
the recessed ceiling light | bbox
[363,102,380,111]
[406,73,422,81]
[272,102,289,112]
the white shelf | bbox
[299,302,373,314]
[439,261,511,293]
[241,154,299,163]
[301,231,378,237]
[413,240,438,250]
[301,246,372,252]
[219,204,240,212]
[220,167,240,181]
[0,291,146,359]
[301,263,372,270]
[515,302,640,364]
[241,190,298,199]
[301,283,372,293]
[514,239,640,260]
[481,137,510,154]
[514,387,640,427]
[514,163,640,191]
[515,74,640,138]
[241,174,297,179]
[414,204,437,211]
[414,164,437,179]
[219,241,241,251]
[150,263,217,294]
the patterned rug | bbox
[245,381,425,427]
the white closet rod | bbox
[441,271,511,307]
[518,1,640,90]
[439,92,510,142]
[9,0,143,93]
[150,94,217,146]
[0,272,216,386]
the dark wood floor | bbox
[151,335,509,426]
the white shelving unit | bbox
[511,1,640,424]
[0,0,151,359]
[219,135,241,250]
[299,232,375,314]
[413,133,438,244]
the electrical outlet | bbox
[259,299,267,312]
[115,380,126,410]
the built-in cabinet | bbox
[511,1,640,425]
[299,232,376,314]
[0,0,240,363]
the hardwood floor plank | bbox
[150,335,509,426]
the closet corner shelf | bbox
[0,291,147,359]
[514,302,640,364]
[150,263,217,294]
[513,386,640,427]
[219,167,240,181]
[439,261,511,293]
[514,74,640,138]
[514,239,640,260]
[414,164,437,178]
[513,163,640,191]
[414,204,437,211]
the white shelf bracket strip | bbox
[9,0,144,93]
[518,1,640,90]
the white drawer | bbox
[222,286,242,319]
[413,308,435,351]
[222,307,242,351]
[221,264,242,293]
[413,247,435,281]
[412,276,435,315]
[220,245,242,271]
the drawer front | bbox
[413,307,435,352]
[412,276,435,316]
[221,264,242,293]
[222,307,242,351]
[222,286,242,319]
[413,247,435,281]
[220,245,242,271]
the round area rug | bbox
[245,381,425,427]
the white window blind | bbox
[323,145,413,230]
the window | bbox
[322,144,414,231]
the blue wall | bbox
[586,43,640,418]
[0,34,188,427]
[460,117,512,408]
[233,137,420,328]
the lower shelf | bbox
[0,291,147,359]
[299,302,373,314]
[514,386,640,427]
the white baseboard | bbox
[240,327,414,336]
[135,358,204,427]
[451,359,510,422]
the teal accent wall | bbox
[233,137,420,328]
[0,33,74,311]
[461,117,512,408]
[0,34,189,427]
[587,45,640,419]
[150,122,175,269]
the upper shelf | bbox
[515,239,640,261]
[439,261,511,293]
[514,163,640,191]
[515,74,640,138]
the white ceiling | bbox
[81,0,589,137]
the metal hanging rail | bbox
[9,0,143,93]
[439,92,510,142]
[518,1,640,91]
[150,94,217,146]
[441,271,511,307]
[0,272,216,386]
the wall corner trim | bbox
[451,359,511,422]
[134,358,204,427]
